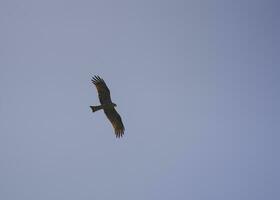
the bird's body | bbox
[90,103,116,112]
[90,75,125,138]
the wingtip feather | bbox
[115,129,124,138]
[91,75,104,85]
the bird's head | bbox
[112,103,117,107]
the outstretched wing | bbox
[91,75,112,104]
[104,108,125,138]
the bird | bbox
[90,75,125,138]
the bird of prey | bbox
[90,75,125,138]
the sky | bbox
[0,0,279,199]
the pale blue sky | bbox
[0,0,279,199]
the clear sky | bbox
[0,0,279,199]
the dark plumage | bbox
[90,75,125,138]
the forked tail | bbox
[90,105,103,112]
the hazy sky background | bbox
[0,0,279,199]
